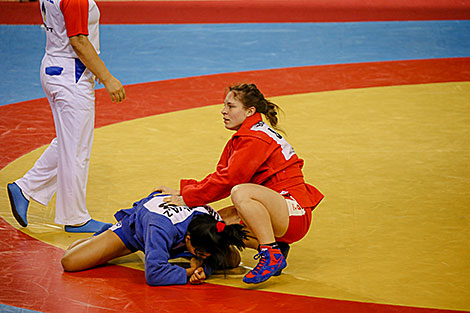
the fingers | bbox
[156,186,184,205]
[164,195,186,206]
[154,185,180,195]
[189,268,206,285]
[190,277,202,285]
[195,268,206,281]
[155,185,169,194]
[103,76,126,103]
[111,86,126,103]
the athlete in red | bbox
[159,83,323,284]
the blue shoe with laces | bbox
[65,219,113,233]
[243,246,287,284]
[7,182,30,227]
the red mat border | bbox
[1,0,470,25]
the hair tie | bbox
[216,221,226,233]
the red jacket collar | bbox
[238,112,263,133]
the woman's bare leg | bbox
[218,205,259,250]
[66,237,90,250]
[218,206,240,224]
[230,183,289,245]
[61,230,132,272]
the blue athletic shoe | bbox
[243,246,287,284]
[65,219,113,233]
[7,182,30,227]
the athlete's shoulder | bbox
[142,192,221,224]
[199,205,222,221]
[250,121,284,139]
[234,120,278,141]
[246,121,297,161]
[143,194,193,224]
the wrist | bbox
[186,266,196,277]
[99,73,113,84]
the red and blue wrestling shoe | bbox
[243,245,287,284]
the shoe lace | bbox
[251,250,269,274]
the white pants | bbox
[16,54,95,225]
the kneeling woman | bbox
[61,192,246,286]
[161,83,324,284]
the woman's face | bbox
[185,235,211,259]
[221,91,255,131]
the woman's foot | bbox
[243,245,287,284]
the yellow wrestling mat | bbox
[1,82,469,311]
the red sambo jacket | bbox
[180,113,324,209]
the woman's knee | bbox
[61,250,79,272]
[61,238,91,271]
[230,184,253,206]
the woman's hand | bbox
[164,195,186,206]
[186,257,205,284]
[189,258,205,284]
[189,267,206,285]
[154,185,180,196]
[100,75,126,103]
[153,186,184,205]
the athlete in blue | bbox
[61,192,246,286]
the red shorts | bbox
[275,191,313,244]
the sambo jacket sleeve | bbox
[144,224,188,286]
[180,135,272,207]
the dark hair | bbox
[227,83,282,130]
[187,214,247,270]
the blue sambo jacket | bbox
[114,192,221,286]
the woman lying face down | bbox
[61,192,246,286]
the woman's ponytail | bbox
[217,221,246,251]
[263,99,280,129]
[227,83,283,131]
[188,214,247,269]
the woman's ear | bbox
[246,106,256,117]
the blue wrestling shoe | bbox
[7,182,30,227]
[243,246,287,284]
[65,219,113,233]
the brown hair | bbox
[227,83,282,129]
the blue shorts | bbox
[108,221,137,252]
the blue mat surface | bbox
[1,21,469,105]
